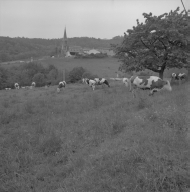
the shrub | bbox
[82,71,98,79]
[32,73,46,87]
[68,67,86,83]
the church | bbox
[61,27,83,57]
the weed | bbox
[24,101,34,114]
[137,97,151,110]
[1,99,10,108]
[38,133,62,156]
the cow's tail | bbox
[104,80,110,87]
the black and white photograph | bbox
[0,0,190,191]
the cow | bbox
[94,78,110,88]
[171,73,186,84]
[31,82,36,87]
[125,76,172,97]
[45,81,51,88]
[14,83,20,89]
[5,88,11,90]
[57,81,66,92]
[82,78,96,91]
[123,78,129,87]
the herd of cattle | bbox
[3,72,187,98]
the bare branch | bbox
[181,0,187,13]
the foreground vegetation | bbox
[0,80,189,192]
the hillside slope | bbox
[0,36,123,63]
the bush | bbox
[82,71,98,79]
[32,73,46,87]
[68,67,86,83]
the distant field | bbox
[1,56,188,79]
[1,57,122,78]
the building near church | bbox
[61,27,115,56]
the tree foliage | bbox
[113,7,189,78]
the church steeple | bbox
[64,27,67,39]
[61,27,69,56]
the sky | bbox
[0,0,189,39]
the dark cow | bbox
[57,81,66,92]
[94,78,110,87]
[125,76,172,97]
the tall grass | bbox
[0,81,189,192]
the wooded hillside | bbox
[0,36,123,63]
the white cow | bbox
[123,78,129,87]
[57,81,66,92]
[171,73,186,85]
[5,88,11,90]
[94,78,110,87]
[31,82,36,87]
[82,78,96,91]
[125,76,172,97]
[14,83,20,89]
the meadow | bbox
[1,56,188,80]
[0,76,189,191]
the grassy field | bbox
[1,57,188,80]
[0,78,189,192]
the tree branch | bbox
[181,0,187,13]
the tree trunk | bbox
[159,70,164,79]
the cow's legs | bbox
[92,85,95,91]
[149,88,159,96]
[104,80,110,87]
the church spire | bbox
[64,27,67,39]
[61,27,69,55]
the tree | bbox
[0,66,8,89]
[113,7,189,78]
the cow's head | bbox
[171,73,176,78]
[163,80,172,92]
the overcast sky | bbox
[0,0,189,39]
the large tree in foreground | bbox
[113,7,189,78]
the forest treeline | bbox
[0,61,96,90]
[0,36,123,63]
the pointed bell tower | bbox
[61,27,69,56]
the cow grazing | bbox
[94,78,110,87]
[31,82,36,87]
[123,78,129,87]
[57,81,66,92]
[171,73,186,84]
[126,76,172,97]
[82,78,96,91]
[14,83,20,89]
[45,82,51,88]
